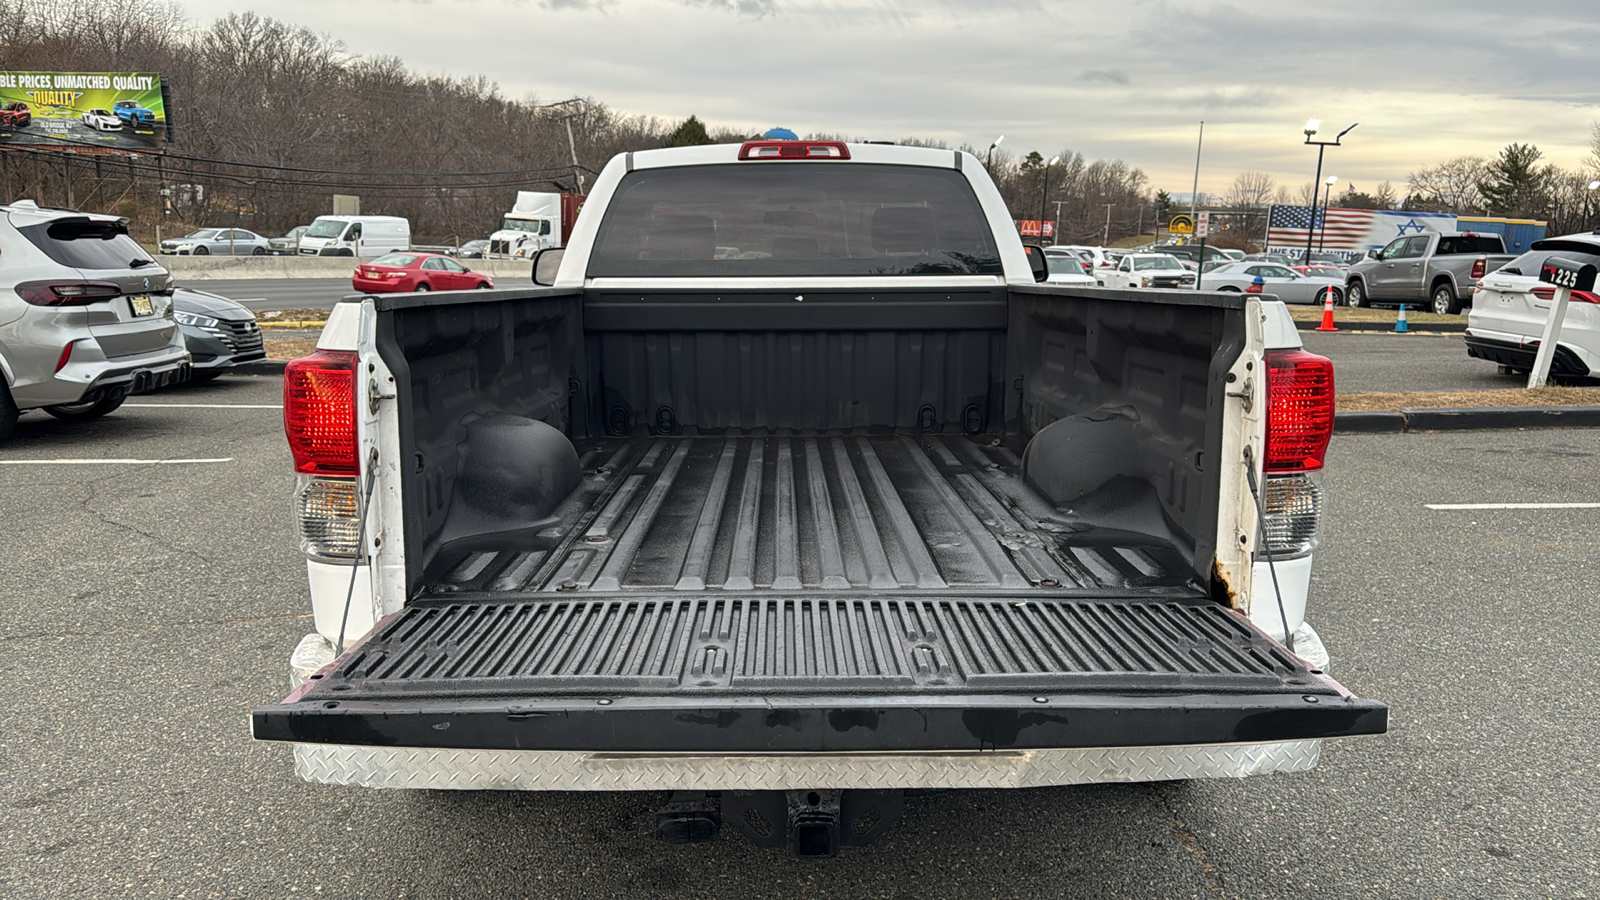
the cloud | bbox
[540,0,613,9]
[1080,69,1129,85]
[679,0,777,16]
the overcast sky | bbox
[211,0,1599,199]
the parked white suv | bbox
[1465,232,1600,379]
[0,200,191,441]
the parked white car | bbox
[1100,253,1196,289]
[1205,262,1343,305]
[80,108,121,131]
[1466,233,1600,378]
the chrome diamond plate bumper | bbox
[292,740,1320,791]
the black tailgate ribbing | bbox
[257,595,1388,751]
[424,435,1195,597]
[306,596,1312,697]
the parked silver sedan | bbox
[1204,261,1343,304]
[158,228,272,256]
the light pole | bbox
[1302,119,1357,265]
[1318,175,1337,252]
[986,135,1004,172]
[1189,121,1204,227]
[1586,179,1600,230]
[1040,155,1060,242]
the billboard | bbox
[0,72,168,151]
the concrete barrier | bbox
[161,255,534,281]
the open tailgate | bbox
[254,596,1385,752]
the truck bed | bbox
[424,434,1194,598]
[254,285,1385,755]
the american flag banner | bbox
[1265,206,1457,257]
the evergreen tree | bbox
[665,115,714,147]
[1479,143,1550,218]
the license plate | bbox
[364,270,379,278]
[128,294,153,317]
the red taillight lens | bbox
[737,140,851,160]
[1530,286,1600,304]
[284,349,359,476]
[16,280,122,306]
[1265,348,1335,473]
[1470,257,1487,279]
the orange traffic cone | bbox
[1316,290,1338,332]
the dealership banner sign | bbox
[0,72,169,150]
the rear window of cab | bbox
[587,163,1002,278]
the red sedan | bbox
[352,252,494,294]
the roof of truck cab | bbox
[627,142,973,170]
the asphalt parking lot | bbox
[3,371,1597,898]
[1300,331,1513,393]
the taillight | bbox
[16,280,121,306]
[738,140,850,160]
[1470,257,1487,279]
[1530,286,1600,304]
[1265,348,1334,472]
[283,349,359,475]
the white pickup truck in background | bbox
[254,140,1385,857]
[1096,252,1197,289]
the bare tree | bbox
[1372,181,1398,209]
[1407,156,1488,214]
[1222,171,1275,209]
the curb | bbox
[1335,405,1600,433]
[1332,411,1406,433]
[1298,321,1466,333]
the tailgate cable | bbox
[1242,445,1295,654]
[335,450,380,656]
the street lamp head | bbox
[990,135,1004,150]
[1304,118,1320,137]
[1326,175,1338,186]
[1589,179,1600,191]
[1048,155,1061,166]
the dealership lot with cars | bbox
[3,374,1597,897]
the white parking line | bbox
[125,403,282,409]
[1426,502,1600,510]
[0,457,234,466]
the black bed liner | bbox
[423,435,1195,597]
[253,595,1387,751]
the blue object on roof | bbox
[763,127,799,140]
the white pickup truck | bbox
[254,140,1385,857]
[1097,252,1197,289]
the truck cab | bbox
[255,140,1384,856]
[489,191,584,258]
